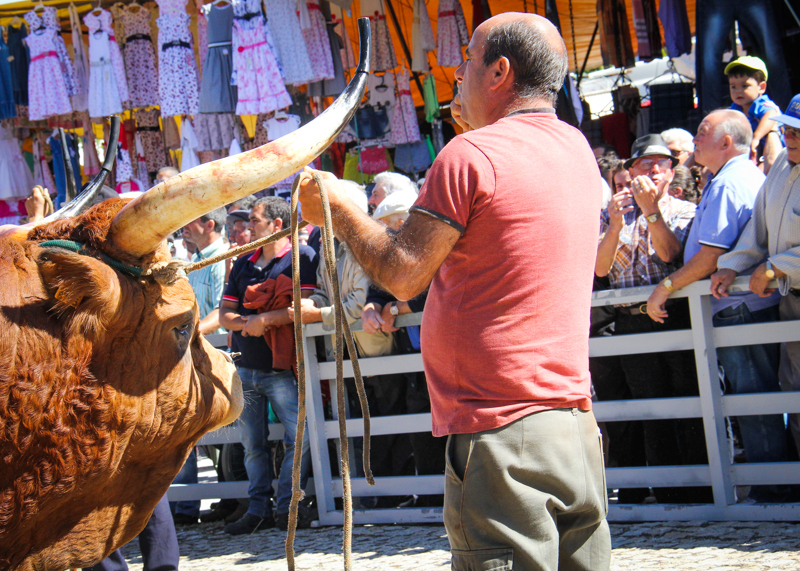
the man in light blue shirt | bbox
[647,109,791,503]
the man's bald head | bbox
[478,13,568,105]
[707,109,753,153]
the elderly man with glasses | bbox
[596,134,712,504]
[712,93,800,459]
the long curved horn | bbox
[44,116,121,222]
[108,18,371,260]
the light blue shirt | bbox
[684,153,779,313]
[187,237,227,332]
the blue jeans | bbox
[238,367,311,518]
[170,448,199,518]
[714,303,792,502]
[696,0,791,114]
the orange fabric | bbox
[242,274,296,373]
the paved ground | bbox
[123,520,800,570]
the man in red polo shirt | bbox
[299,12,609,570]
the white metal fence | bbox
[169,277,800,523]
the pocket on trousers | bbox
[451,548,514,571]
[598,431,609,516]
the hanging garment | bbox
[308,21,347,97]
[597,0,635,69]
[436,0,468,67]
[658,0,691,58]
[411,0,435,73]
[162,115,181,149]
[26,8,80,98]
[135,133,150,186]
[156,0,200,117]
[180,119,201,172]
[83,129,101,177]
[422,73,439,123]
[194,113,236,152]
[390,69,421,145]
[472,0,491,30]
[25,28,73,120]
[302,2,335,82]
[199,4,238,113]
[260,0,318,85]
[48,131,83,207]
[394,140,433,174]
[109,3,129,54]
[359,145,389,174]
[32,138,57,192]
[265,114,302,188]
[232,19,291,115]
[331,12,355,69]
[123,117,138,170]
[119,4,160,109]
[85,9,130,117]
[0,125,34,200]
[0,33,16,119]
[68,4,90,112]
[7,24,30,107]
[135,108,168,176]
[368,9,397,72]
[197,6,209,71]
[631,0,661,63]
[369,71,395,107]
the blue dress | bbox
[0,30,17,118]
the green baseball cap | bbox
[724,56,768,80]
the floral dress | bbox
[301,2,335,81]
[85,9,130,117]
[135,107,168,178]
[389,69,421,145]
[435,0,469,67]
[232,20,291,115]
[262,0,318,85]
[26,8,80,97]
[25,27,72,120]
[118,4,159,109]
[156,0,199,117]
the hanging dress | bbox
[435,0,468,67]
[156,0,199,117]
[368,7,397,72]
[411,0,435,73]
[7,23,30,107]
[135,108,168,177]
[232,21,291,114]
[308,21,346,97]
[68,4,90,112]
[180,119,201,172]
[0,31,16,119]
[25,27,72,120]
[26,8,80,97]
[302,2,335,81]
[119,4,160,109]
[85,9,130,117]
[0,125,33,200]
[390,69,421,145]
[260,0,318,85]
[199,3,237,113]
[331,12,355,70]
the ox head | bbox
[0,19,371,571]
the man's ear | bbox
[37,247,123,337]
[489,56,513,90]
[274,217,285,232]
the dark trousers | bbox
[615,300,713,503]
[84,493,179,571]
[696,0,791,114]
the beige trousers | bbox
[444,408,611,571]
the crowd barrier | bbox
[168,276,800,524]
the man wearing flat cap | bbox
[596,134,712,503]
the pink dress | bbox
[369,10,397,72]
[232,20,292,115]
[302,2,335,81]
[25,8,80,97]
[390,69,421,145]
[435,0,469,67]
[25,28,72,120]
[85,9,130,117]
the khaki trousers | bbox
[444,408,611,571]
[779,294,800,457]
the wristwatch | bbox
[389,302,399,316]
[765,260,776,279]
[646,212,661,224]
[662,277,676,293]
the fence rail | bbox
[169,277,800,523]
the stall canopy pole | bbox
[383,0,425,95]
[577,21,599,89]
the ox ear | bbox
[38,248,123,335]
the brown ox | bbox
[0,32,369,569]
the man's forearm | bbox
[219,307,246,331]
[198,308,221,336]
[649,219,682,262]
[667,246,726,290]
[595,228,621,277]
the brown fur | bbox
[0,201,242,570]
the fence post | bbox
[688,291,735,507]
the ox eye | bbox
[175,323,193,338]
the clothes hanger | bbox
[91,0,104,15]
[374,73,389,92]
[274,108,289,120]
[10,15,22,27]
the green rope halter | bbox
[38,240,143,278]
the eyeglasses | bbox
[670,149,688,158]
[633,157,673,170]
[780,125,800,139]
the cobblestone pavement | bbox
[123,520,800,570]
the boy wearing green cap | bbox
[725,55,783,172]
